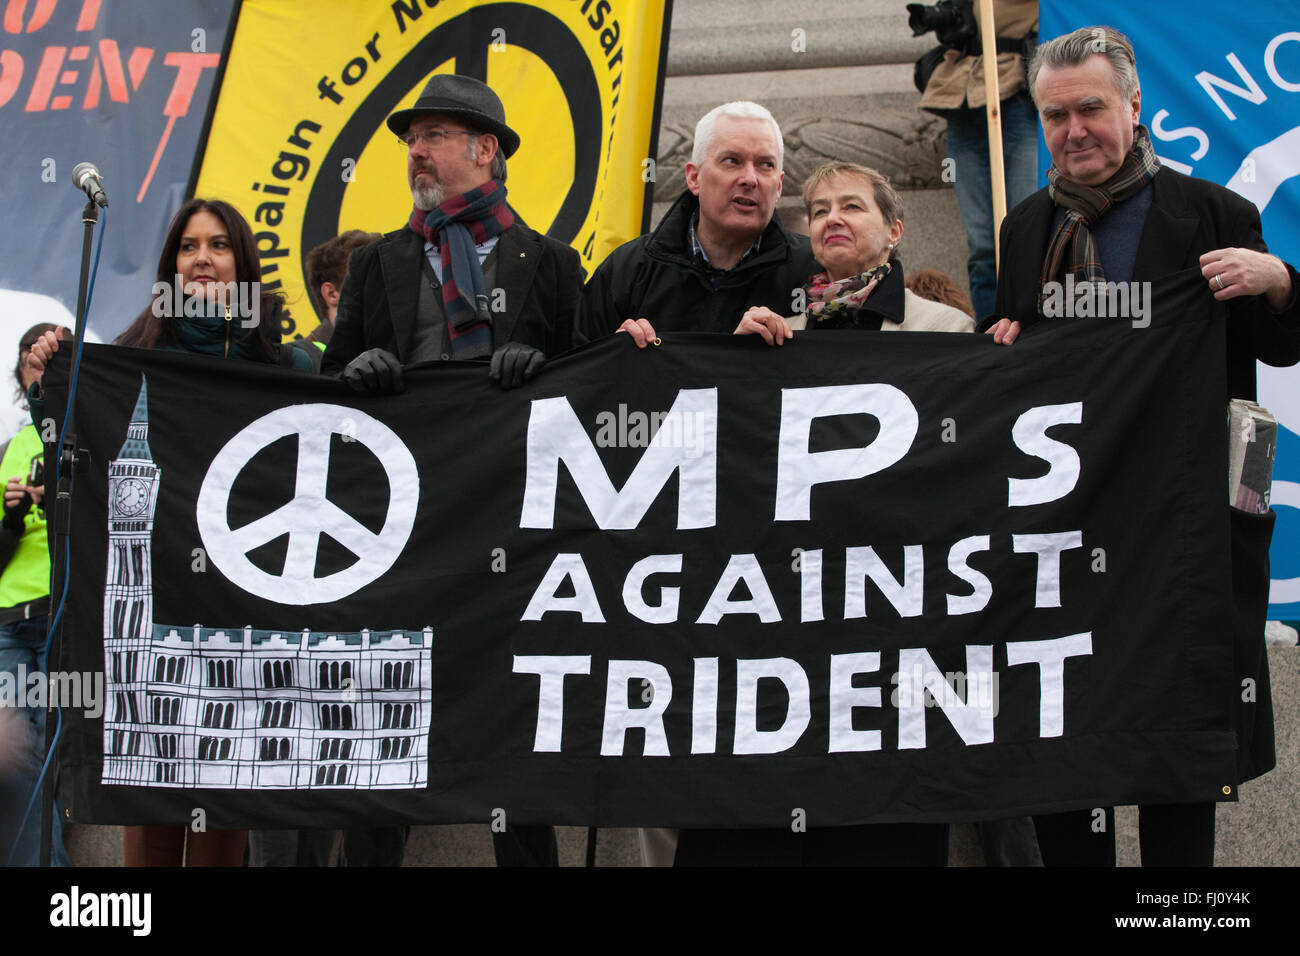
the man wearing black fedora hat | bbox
[322,74,579,867]
[322,73,583,395]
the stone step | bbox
[667,0,934,75]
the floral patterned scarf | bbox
[805,262,892,324]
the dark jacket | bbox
[167,300,317,371]
[321,222,583,374]
[303,321,332,347]
[578,190,818,341]
[992,165,1299,785]
[990,166,1300,401]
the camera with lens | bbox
[906,0,978,52]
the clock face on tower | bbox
[114,477,150,517]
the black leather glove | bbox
[2,488,31,534]
[489,342,545,390]
[341,348,404,394]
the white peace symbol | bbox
[196,404,419,605]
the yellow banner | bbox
[195,0,669,335]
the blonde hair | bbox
[801,162,904,257]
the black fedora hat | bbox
[386,74,520,158]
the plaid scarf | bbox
[409,180,514,359]
[1039,125,1159,315]
[805,262,892,324]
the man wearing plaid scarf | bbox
[322,74,583,395]
[320,75,581,867]
[983,26,1298,868]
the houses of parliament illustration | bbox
[100,378,432,789]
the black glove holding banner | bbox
[2,479,32,534]
[490,342,545,390]
[341,348,404,395]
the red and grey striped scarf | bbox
[409,180,514,359]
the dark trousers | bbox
[340,827,409,866]
[1033,802,1215,866]
[491,824,558,866]
[248,827,408,866]
[976,816,1044,866]
[673,823,949,867]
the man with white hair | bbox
[579,102,814,866]
[579,101,816,343]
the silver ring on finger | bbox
[1213,274,1225,291]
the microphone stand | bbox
[40,198,99,866]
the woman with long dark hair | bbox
[30,197,315,370]
[26,198,315,866]
[121,197,314,365]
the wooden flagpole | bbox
[978,0,1006,270]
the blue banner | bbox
[1041,1,1300,619]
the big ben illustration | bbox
[102,378,163,784]
[100,376,432,790]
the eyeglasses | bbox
[398,128,478,150]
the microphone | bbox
[71,162,109,208]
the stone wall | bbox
[654,0,971,290]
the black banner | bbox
[47,270,1240,829]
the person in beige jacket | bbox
[735,161,974,342]
[916,0,1039,322]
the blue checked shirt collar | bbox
[688,209,763,277]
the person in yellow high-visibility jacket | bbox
[0,323,71,866]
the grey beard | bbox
[411,181,444,210]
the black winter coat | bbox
[992,166,1300,784]
[578,190,817,341]
[322,222,583,374]
[989,166,1300,402]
